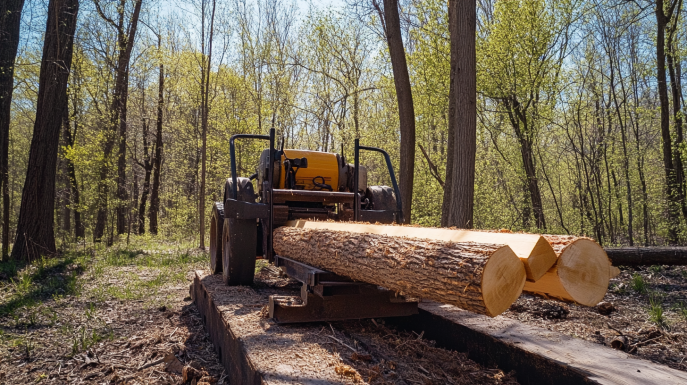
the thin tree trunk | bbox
[11,0,79,261]
[375,0,416,224]
[93,0,143,240]
[656,0,680,243]
[149,63,164,235]
[137,91,153,234]
[667,15,686,221]
[63,121,84,239]
[441,1,457,227]
[199,0,216,249]
[445,0,476,228]
[0,0,25,258]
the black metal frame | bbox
[229,128,275,260]
[354,138,404,224]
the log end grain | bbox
[482,246,527,317]
[558,239,610,306]
[524,238,610,307]
[524,236,558,282]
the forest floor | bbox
[502,265,687,372]
[0,238,518,385]
[0,238,225,385]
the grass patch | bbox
[630,273,647,294]
[0,255,87,317]
[673,301,687,320]
[648,292,667,327]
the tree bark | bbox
[0,0,25,258]
[137,93,153,234]
[605,247,687,266]
[441,1,457,227]
[378,0,415,224]
[11,0,79,261]
[273,226,525,317]
[199,0,216,249]
[93,0,143,240]
[656,0,680,243]
[445,0,476,228]
[149,63,164,235]
[666,5,686,222]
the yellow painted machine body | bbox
[278,149,339,190]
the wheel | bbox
[365,185,397,211]
[222,217,258,285]
[209,202,224,274]
[223,177,255,203]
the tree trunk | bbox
[115,69,130,234]
[380,0,415,224]
[0,0,25,258]
[199,0,216,249]
[10,0,78,261]
[441,1,457,227]
[273,226,526,317]
[667,25,686,221]
[445,0,476,228]
[656,0,680,244]
[605,247,687,266]
[93,0,143,240]
[63,101,84,239]
[149,64,164,235]
[138,116,153,235]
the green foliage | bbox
[673,301,687,320]
[3,0,687,245]
[630,273,647,294]
[648,292,666,327]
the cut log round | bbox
[286,220,556,282]
[273,227,526,317]
[524,236,610,306]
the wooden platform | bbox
[192,270,687,385]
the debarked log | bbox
[286,220,557,282]
[273,227,526,317]
[524,235,611,307]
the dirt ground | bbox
[0,241,225,385]
[0,240,519,384]
[502,264,687,371]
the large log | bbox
[286,220,556,282]
[605,247,687,266]
[273,227,526,317]
[523,235,611,306]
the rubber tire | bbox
[365,185,397,211]
[222,217,258,286]
[223,177,255,204]
[209,202,224,274]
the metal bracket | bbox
[271,255,418,323]
[224,199,269,220]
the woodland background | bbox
[3,0,687,256]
